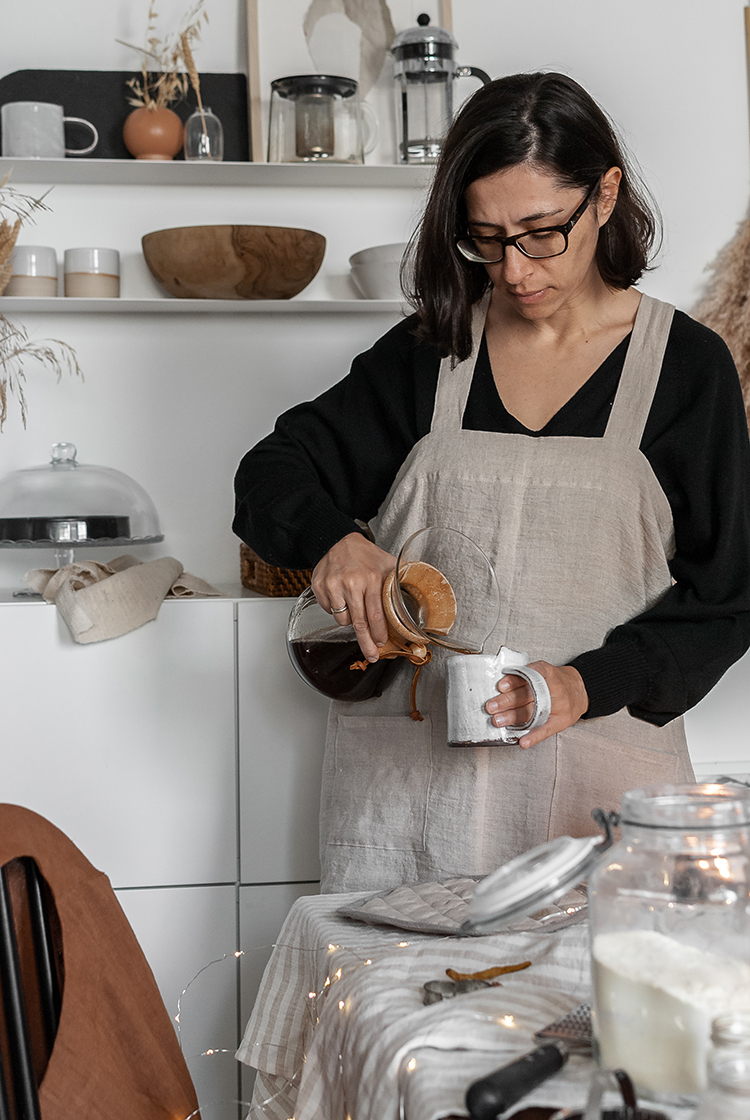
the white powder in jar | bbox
[593,930,750,1096]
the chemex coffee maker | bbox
[287,526,551,740]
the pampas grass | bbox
[0,318,81,430]
[693,211,750,426]
[0,176,50,296]
[0,176,82,430]
[180,29,206,136]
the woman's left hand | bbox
[485,662,589,749]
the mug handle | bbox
[361,101,379,156]
[501,664,552,738]
[63,117,99,157]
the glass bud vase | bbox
[183,107,224,161]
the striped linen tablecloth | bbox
[238,891,604,1120]
[236,892,694,1120]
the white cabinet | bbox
[0,595,237,887]
[0,591,327,1107]
[237,597,329,884]
[115,883,239,1109]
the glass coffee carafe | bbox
[286,526,500,704]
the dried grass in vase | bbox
[692,211,750,428]
[122,0,208,110]
[0,176,82,430]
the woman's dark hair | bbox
[405,72,661,360]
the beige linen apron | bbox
[319,293,694,893]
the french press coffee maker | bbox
[390,14,491,164]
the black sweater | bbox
[234,309,750,726]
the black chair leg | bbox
[22,859,61,1052]
[0,867,41,1120]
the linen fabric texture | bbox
[320,294,694,893]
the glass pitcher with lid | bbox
[268,74,376,163]
[588,783,750,1107]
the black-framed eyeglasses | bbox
[456,180,599,264]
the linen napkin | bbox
[25,554,221,643]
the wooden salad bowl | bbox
[141,224,326,299]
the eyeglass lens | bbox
[462,229,568,262]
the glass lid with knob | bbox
[0,442,163,566]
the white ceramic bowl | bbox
[349,241,408,267]
[349,242,410,300]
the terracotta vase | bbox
[123,106,184,161]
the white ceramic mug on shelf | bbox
[4,245,58,296]
[447,646,552,746]
[1,102,98,158]
[64,248,120,297]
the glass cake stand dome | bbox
[0,442,163,569]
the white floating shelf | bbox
[0,157,433,189]
[0,296,406,314]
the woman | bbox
[234,73,750,893]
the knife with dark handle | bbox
[465,1042,569,1120]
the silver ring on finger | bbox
[331,604,348,614]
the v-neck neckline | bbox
[465,329,633,438]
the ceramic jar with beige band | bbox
[5,246,58,296]
[64,248,120,297]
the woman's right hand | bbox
[312,532,397,663]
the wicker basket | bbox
[240,543,312,597]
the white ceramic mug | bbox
[64,248,120,297]
[4,245,58,296]
[446,646,552,746]
[1,102,98,158]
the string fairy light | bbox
[177,929,494,1118]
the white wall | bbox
[451,1,750,311]
[0,0,748,591]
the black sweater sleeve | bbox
[570,315,750,724]
[233,311,750,724]
[232,317,434,569]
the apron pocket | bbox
[549,720,687,839]
[329,715,433,851]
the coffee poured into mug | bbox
[286,526,550,734]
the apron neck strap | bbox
[604,293,675,446]
[431,295,491,433]
[430,291,674,444]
